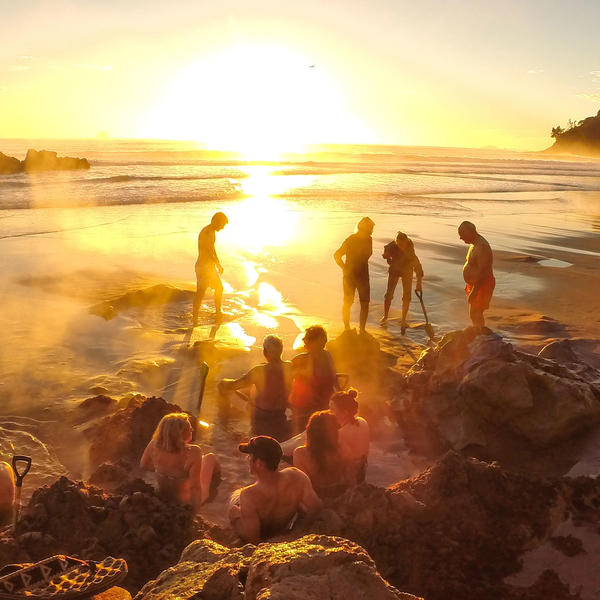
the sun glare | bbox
[141,43,370,158]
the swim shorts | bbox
[343,273,370,303]
[195,264,221,290]
[465,276,495,311]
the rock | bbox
[88,395,192,468]
[397,330,600,454]
[89,462,131,491]
[5,476,212,593]
[94,587,132,600]
[21,149,90,172]
[0,151,21,174]
[80,395,118,411]
[135,536,418,600]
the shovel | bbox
[196,361,210,416]
[415,289,435,340]
[12,455,32,533]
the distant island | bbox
[0,149,90,175]
[547,109,600,156]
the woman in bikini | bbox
[140,412,220,511]
[292,410,352,499]
[329,388,370,484]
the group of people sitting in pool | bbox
[139,324,369,543]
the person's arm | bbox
[187,446,205,510]
[219,367,257,394]
[333,239,347,270]
[229,489,261,543]
[466,245,484,302]
[293,446,309,475]
[297,469,323,513]
[413,254,424,291]
[139,440,155,471]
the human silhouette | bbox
[458,221,495,331]
[192,212,228,326]
[218,335,292,441]
[380,231,424,334]
[333,217,375,333]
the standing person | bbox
[334,217,375,333]
[192,211,228,326]
[218,335,292,441]
[329,389,370,484]
[140,413,220,511]
[380,231,424,334]
[289,325,337,434]
[229,436,322,543]
[458,221,495,331]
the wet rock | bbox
[396,330,600,453]
[88,395,192,468]
[0,151,21,174]
[80,395,118,411]
[136,536,418,600]
[22,149,90,171]
[89,461,131,491]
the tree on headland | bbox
[547,108,600,156]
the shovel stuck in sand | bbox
[415,290,436,340]
[11,455,32,533]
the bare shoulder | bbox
[186,443,203,457]
[282,466,310,484]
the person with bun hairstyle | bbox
[329,388,370,483]
[293,410,352,498]
[140,412,220,511]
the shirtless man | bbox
[192,212,228,326]
[229,436,322,543]
[458,221,495,330]
[219,335,292,441]
[333,217,375,333]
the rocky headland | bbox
[0,149,90,174]
[546,109,600,156]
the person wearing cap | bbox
[230,436,322,543]
[380,231,424,334]
[192,211,229,326]
[218,335,292,441]
[333,216,375,333]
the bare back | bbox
[463,234,493,284]
[238,467,317,538]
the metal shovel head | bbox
[425,323,435,339]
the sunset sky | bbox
[1,0,600,151]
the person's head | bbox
[395,231,412,251]
[239,436,282,474]
[306,410,340,469]
[357,216,375,236]
[458,221,477,244]
[302,325,328,352]
[211,211,229,231]
[263,334,283,362]
[329,388,359,426]
[153,412,193,453]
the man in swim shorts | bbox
[333,217,375,333]
[380,231,424,334]
[192,211,228,326]
[219,335,292,441]
[458,221,495,331]
[229,436,322,543]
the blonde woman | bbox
[0,460,15,525]
[140,413,220,511]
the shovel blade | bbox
[425,323,436,339]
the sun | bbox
[140,43,371,160]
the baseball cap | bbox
[238,436,282,470]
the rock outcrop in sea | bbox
[0,149,90,174]
[547,109,600,156]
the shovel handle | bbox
[11,456,32,487]
[415,289,423,302]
